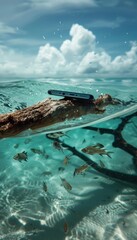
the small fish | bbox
[64,222,69,234]
[31,148,43,155]
[46,131,69,139]
[58,167,65,172]
[60,177,72,191]
[63,156,69,165]
[53,141,63,151]
[13,143,19,149]
[106,209,109,214]
[82,139,86,144]
[3,102,12,108]
[13,151,28,162]
[73,164,89,176]
[43,182,48,192]
[63,154,72,165]
[82,145,113,158]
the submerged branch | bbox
[84,111,137,167]
[58,140,137,185]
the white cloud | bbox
[0,1,135,31]
[0,45,34,78]
[34,24,97,76]
[35,43,65,75]
[29,0,97,10]
[111,41,137,72]
[7,37,45,47]
[61,24,96,60]
[0,22,17,35]
[77,51,112,74]
[0,23,137,79]
[29,0,137,10]
[90,17,125,29]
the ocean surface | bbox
[0,78,137,240]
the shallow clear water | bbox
[0,78,137,240]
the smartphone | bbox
[48,89,94,101]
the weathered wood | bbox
[0,94,115,138]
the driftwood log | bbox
[0,94,118,138]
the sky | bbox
[0,0,137,79]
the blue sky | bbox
[0,0,137,79]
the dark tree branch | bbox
[84,111,137,167]
[57,139,137,185]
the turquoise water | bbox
[0,78,137,240]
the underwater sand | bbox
[0,78,137,240]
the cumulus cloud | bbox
[0,45,34,78]
[77,51,112,74]
[35,43,65,75]
[34,24,97,76]
[0,23,137,79]
[111,41,137,72]
[34,24,137,77]
[61,24,96,60]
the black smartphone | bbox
[48,89,94,101]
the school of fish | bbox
[12,132,114,234]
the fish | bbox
[73,164,89,176]
[82,139,86,144]
[58,167,65,172]
[31,148,43,154]
[53,141,63,151]
[46,131,69,139]
[81,145,113,158]
[60,177,72,191]
[63,156,69,165]
[41,171,52,176]
[63,154,72,165]
[13,151,28,162]
[64,222,69,234]
[13,143,19,149]
[43,182,48,192]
